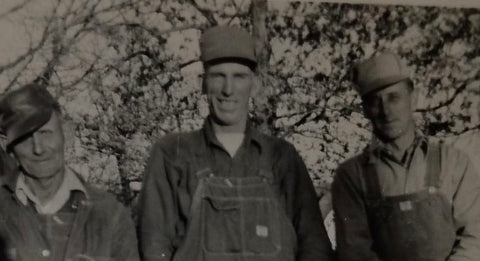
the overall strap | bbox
[425,142,442,188]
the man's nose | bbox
[32,133,45,155]
[221,76,234,96]
[379,98,393,117]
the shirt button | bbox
[41,249,50,257]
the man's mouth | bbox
[217,98,237,108]
[31,156,52,163]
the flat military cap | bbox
[0,83,60,148]
[351,52,411,96]
[200,26,256,65]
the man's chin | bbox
[212,113,241,126]
[23,166,63,180]
[375,127,405,141]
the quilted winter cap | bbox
[200,26,256,65]
[0,83,60,148]
[351,52,411,96]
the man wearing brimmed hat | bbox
[332,52,480,260]
[138,26,333,261]
[0,83,140,261]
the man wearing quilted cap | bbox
[0,83,140,261]
[333,51,480,260]
[138,26,333,261]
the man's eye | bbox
[388,94,400,102]
[234,74,249,80]
[38,130,53,136]
[206,74,225,83]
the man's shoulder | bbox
[332,151,370,193]
[250,128,295,152]
[78,185,135,230]
[83,185,126,211]
[432,140,472,167]
[337,151,368,172]
[151,130,204,158]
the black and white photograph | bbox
[0,0,479,260]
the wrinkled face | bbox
[204,62,255,130]
[362,80,416,141]
[12,111,65,179]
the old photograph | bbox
[0,0,479,260]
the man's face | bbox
[12,111,65,179]
[204,62,255,130]
[362,80,416,141]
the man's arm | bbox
[138,141,178,261]
[111,204,141,261]
[285,144,333,261]
[446,149,480,261]
[332,161,381,261]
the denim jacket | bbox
[0,169,140,261]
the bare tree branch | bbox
[0,18,53,75]
[416,83,468,112]
[3,52,36,92]
[188,0,217,26]
[0,0,35,20]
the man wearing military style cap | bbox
[0,83,140,261]
[138,26,333,261]
[333,51,480,260]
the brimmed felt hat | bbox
[351,52,411,96]
[200,26,256,65]
[0,83,59,149]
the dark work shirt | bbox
[138,118,333,261]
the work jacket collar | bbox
[367,130,428,165]
[202,116,264,155]
[1,166,92,203]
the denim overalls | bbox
[172,145,297,261]
[365,143,456,260]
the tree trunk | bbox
[251,0,269,74]
[251,0,272,134]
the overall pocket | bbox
[202,197,241,253]
[201,196,281,255]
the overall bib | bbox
[365,143,456,261]
[172,146,297,261]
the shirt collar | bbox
[367,131,428,164]
[15,167,87,214]
[203,116,263,154]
